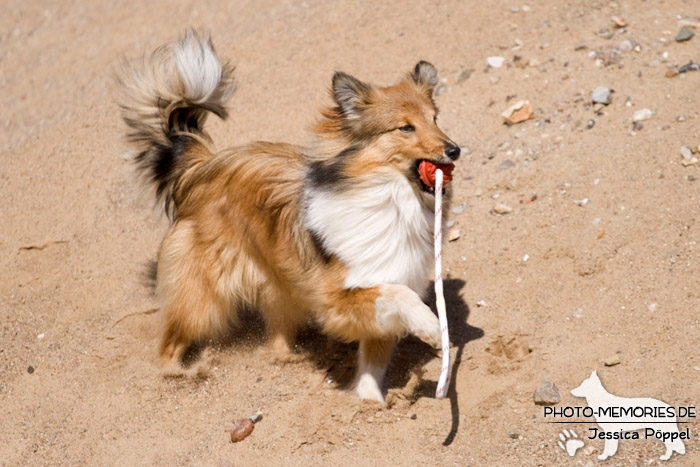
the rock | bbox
[619,37,637,52]
[632,108,653,122]
[648,303,658,313]
[586,119,596,130]
[533,380,561,405]
[604,355,621,367]
[455,68,475,84]
[666,69,679,78]
[451,203,467,215]
[447,228,461,242]
[632,121,644,132]
[591,86,612,104]
[611,16,628,28]
[678,17,700,30]
[681,157,699,167]
[230,419,254,442]
[508,431,520,439]
[575,198,590,206]
[497,159,515,172]
[681,146,693,160]
[476,299,487,307]
[679,61,700,73]
[676,27,695,42]
[494,203,513,214]
[598,28,614,40]
[445,219,455,228]
[501,100,534,125]
[573,41,588,51]
[27,366,34,374]
[487,56,505,68]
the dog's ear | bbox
[332,72,371,121]
[410,61,438,96]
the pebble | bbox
[508,431,520,439]
[632,108,653,122]
[446,219,455,228]
[632,121,644,131]
[575,198,590,206]
[451,203,467,215]
[679,61,700,73]
[533,380,561,405]
[502,100,534,125]
[497,159,516,172]
[455,68,475,84]
[585,119,596,130]
[410,414,417,420]
[27,366,34,374]
[676,27,695,42]
[573,41,588,51]
[619,37,637,52]
[494,203,513,214]
[447,228,461,242]
[647,303,657,313]
[522,254,529,262]
[598,28,614,40]
[681,146,692,160]
[487,56,505,68]
[476,299,487,307]
[611,16,628,28]
[604,355,621,367]
[591,86,612,104]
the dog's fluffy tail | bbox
[117,31,235,217]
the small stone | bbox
[681,146,692,160]
[474,187,482,197]
[501,100,534,125]
[476,299,487,307]
[487,56,505,68]
[455,68,475,84]
[410,414,417,420]
[677,115,687,122]
[676,27,695,42]
[665,69,679,78]
[632,121,644,131]
[533,380,561,405]
[37,333,45,339]
[647,303,657,313]
[611,16,628,28]
[598,28,614,40]
[681,157,699,167]
[619,37,636,52]
[678,17,700,30]
[586,119,596,130]
[249,411,263,423]
[494,203,513,214]
[573,308,584,318]
[679,61,700,73]
[451,203,467,215]
[591,86,612,104]
[230,419,254,443]
[604,355,621,367]
[575,198,590,206]
[27,366,34,374]
[447,228,461,242]
[522,254,529,262]
[497,159,516,172]
[632,108,653,122]
[445,219,455,228]
[573,41,588,51]
[508,431,520,439]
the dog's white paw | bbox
[376,284,440,347]
[557,429,584,457]
[354,372,385,403]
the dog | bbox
[117,31,460,403]
[571,371,686,461]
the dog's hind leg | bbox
[353,337,394,402]
[260,292,305,356]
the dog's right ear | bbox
[332,72,371,121]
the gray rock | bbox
[676,27,695,42]
[681,146,692,160]
[619,37,637,53]
[591,86,612,104]
[679,61,700,73]
[455,68,475,84]
[451,203,467,215]
[497,159,516,172]
[533,380,561,405]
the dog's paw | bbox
[376,284,440,347]
[354,372,385,403]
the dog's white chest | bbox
[305,176,433,294]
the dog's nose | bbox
[444,143,461,161]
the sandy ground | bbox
[2,0,699,465]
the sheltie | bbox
[117,31,460,402]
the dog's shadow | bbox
[147,259,482,444]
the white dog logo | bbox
[571,371,686,461]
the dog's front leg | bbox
[321,283,440,402]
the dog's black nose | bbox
[445,143,461,161]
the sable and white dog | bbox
[571,371,686,461]
[117,32,460,402]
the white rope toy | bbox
[433,168,450,398]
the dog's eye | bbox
[399,124,415,133]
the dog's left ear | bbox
[332,71,371,121]
[410,61,438,96]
